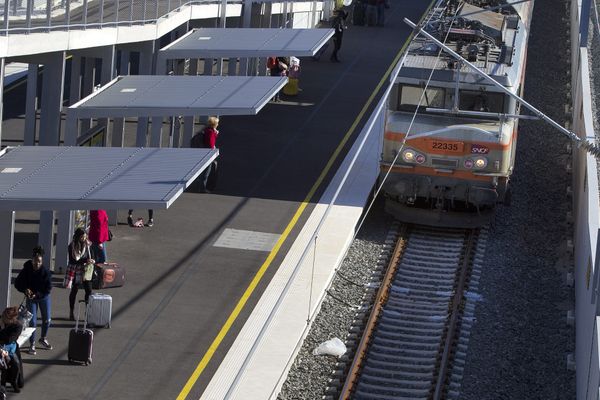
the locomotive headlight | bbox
[402,149,416,162]
[415,154,426,164]
[474,157,488,169]
[464,159,474,169]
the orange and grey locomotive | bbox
[381,0,534,226]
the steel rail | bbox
[336,227,479,400]
[432,229,478,400]
[337,225,410,400]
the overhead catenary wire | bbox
[403,17,600,159]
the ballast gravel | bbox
[461,1,575,398]
[279,0,575,399]
[278,200,392,400]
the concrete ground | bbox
[3,1,429,398]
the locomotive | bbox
[380,0,534,227]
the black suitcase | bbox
[93,263,125,289]
[68,301,93,365]
[1,347,23,392]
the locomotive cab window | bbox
[397,85,445,112]
[459,90,505,113]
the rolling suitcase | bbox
[68,301,93,365]
[93,263,126,289]
[87,293,112,328]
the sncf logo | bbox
[471,144,489,154]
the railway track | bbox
[331,224,488,400]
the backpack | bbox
[267,57,277,69]
[190,131,203,148]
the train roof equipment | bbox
[400,0,532,88]
[404,15,600,159]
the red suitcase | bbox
[93,263,125,289]
[68,301,93,365]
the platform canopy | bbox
[67,75,288,119]
[0,146,218,210]
[159,28,334,59]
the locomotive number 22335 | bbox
[427,140,464,153]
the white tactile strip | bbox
[213,228,281,252]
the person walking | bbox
[331,9,348,62]
[14,246,53,355]
[88,209,109,263]
[268,57,288,101]
[192,116,220,193]
[67,228,94,321]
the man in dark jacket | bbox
[331,9,348,62]
[14,246,53,355]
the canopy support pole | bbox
[0,211,14,310]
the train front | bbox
[378,0,530,227]
[381,112,515,227]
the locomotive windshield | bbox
[459,90,505,113]
[398,85,445,111]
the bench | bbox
[16,327,35,348]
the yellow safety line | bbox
[177,13,428,398]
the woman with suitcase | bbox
[67,228,95,321]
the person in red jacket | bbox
[88,210,109,263]
[191,116,220,193]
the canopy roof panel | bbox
[68,75,287,118]
[159,28,334,59]
[0,146,218,210]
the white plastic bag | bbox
[312,337,347,357]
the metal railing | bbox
[0,0,241,34]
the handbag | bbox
[83,261,95,282]
[108,229,114,242]
[17,298,32,327]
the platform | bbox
[7,1,431,398]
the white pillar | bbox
[54,210,72,274]
[69,55,81,105]
[80,56,95,134]
[111,50,129,149]
[99,46,115,145]
[64,113,78,146]
[0,211,15,310]
[38,53,65,146]
[24,63,38,146]
[136,47,154,146]
[38,211,54,269]
[150,117,163,147]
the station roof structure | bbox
[67,75,288,119]
[158,28,334,59]
[0,146,218,210]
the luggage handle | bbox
[75,300,88,332]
